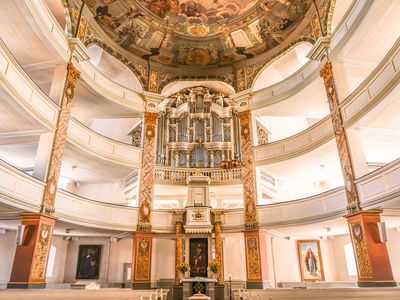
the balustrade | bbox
[154,166,243,185]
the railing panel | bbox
[0,161,44,210]
[54,190,138,230]
[154,166,243,185]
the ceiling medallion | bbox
[187,23,210,37]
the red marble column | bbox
[8,63,79,289]
[320,61,395,287]
[244,230,270,289]
[8,214,56,288]
[131,231,153,289]
[345,210,396,287]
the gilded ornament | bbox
[350,223,373,278]
[31,224,52,280]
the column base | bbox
[246,281,271,289]
[7,282,46,289]
[173,284,183,300]
[357,281,397,287]
[131,282,151,289]
[214,284,224,300]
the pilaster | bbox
[319,60,361,212]
[213,211,224,300]
[244,230,270,289]
[173,211,184,300]
[345,210,396,287]
[8,213,56,289]
[131,231,153,289]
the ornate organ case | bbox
[156,87,241,168]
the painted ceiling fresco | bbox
[138,0,259,26]
[85,0,315,67]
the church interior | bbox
[0,0,400,299]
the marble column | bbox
[237,109,257,229]
[137,111,158,231]
[320,61,395,287]
[186,151,191,168]
[214,211,224,300]
[173,211,184,300]
[210,151,215,167]
[8,63,80,289]
[175,151,179,167]
[320,61,361,212]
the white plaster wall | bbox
[0,230,16,285]
[46,236,69,283]
[325,234,355,282]
[223,233,246,281]
[269,237,301,284]
[107,238,132,283]
[385,228,400,281]
[63,237,132,283]
[151,238,175,286]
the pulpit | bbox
[173,176,224,300]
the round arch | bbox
[251,40,314,92]
[85,40,146,92]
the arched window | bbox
[344,243,357,276]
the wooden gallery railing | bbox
[154,166,243,185]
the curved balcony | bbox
[0,36,143,168]
[251,0,372,110]
[253,37,400,165]
[340,37,400,126]
[154,166,243,185]
[26,0,145,113]
[68,119,142,167]
[0,159,44,211]
[54,190,138,231]
[253,116,333,165]
[0,38,59,130]
[0,157,399,231]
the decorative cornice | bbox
[68,38,91,62]
[306,36,331,61]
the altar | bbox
[181,278,217,300]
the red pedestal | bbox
[244,230,270,289]
[131,231,153,289]
[345,210,396,287]
[8,213,56,289]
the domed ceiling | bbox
[85,0,316,67]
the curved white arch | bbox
[87,44,143,92]
[161,80,235,97]
[252,42,312,92]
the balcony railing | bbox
[154,166,243,185]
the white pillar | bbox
[346,128,369,178]
[49,63,68,105]
[32,132,55,181]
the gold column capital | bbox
[319,60,333,84]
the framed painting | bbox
[76,245,102,280]
[297,240,325,282]
[189,238,208,277]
